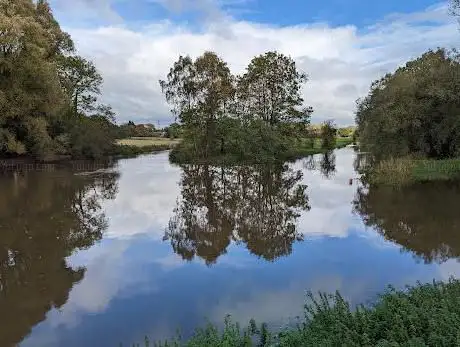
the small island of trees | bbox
[160,51,346,164]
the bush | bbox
[69,116,116,159]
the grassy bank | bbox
[113,137,181,158]
[364,157,460,186]
[296,136,353,155]
[116,137,181,147]
[126,279,460,346]
[170,137,354,165]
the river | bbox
[1,148,459,347]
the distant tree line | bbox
[116,121,159,138]
[160,51,317,162]
[0,0,119,160]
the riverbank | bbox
[296,136,353,155]
[363,157,460,186]
[114,137,181,158]
[128,279,460,346]
[0,136,350,166]
[0,138,180,167]
[170,137,354,165]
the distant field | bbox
[117,137,181,147]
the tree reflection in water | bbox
[165,163,310,264]
[354,181,460,264]
[0,163,119,347]
[302,151,337,179]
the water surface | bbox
[1,148,459,347]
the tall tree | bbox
[237,51,313,127]
[320,120,337,149]
[0,0,70,157]
[160,52,234,157]
[0,0,118,160]
[58,55,103,115]
[356,49,460,159]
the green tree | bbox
[356,49,460,160]
[0,0,117,160]
[0,0,70,158]
[160,52,234,158]
[320,120,337,149]
[165,122,182,138]
[162,51,315,162]
[57,55,103,115]
[237,51,313,127]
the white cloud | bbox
[438,258,460,280]
[55,2,458,125]
[102,152,182,239]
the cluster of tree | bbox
[160,51,314,161]
[164,122,182,139]
[337,126,356,138]
[164,163,310,264]
[116,121,161,138]
[354,181,460,264]
[0,164,119,346]
[0,0,118,160]
[355,49,460,160]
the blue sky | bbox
[57,0,445,28]
[50,0,458,125]
[235,0,442,27]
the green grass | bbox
[412,159,460,181]
[283,136,353,160]
[365,157,460,186]
[116,137,181,147]
[125,279,460,347]
[112,137,181,158]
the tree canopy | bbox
[356,49,460,160]
[0,0,117,160]
[160,51,314,162]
